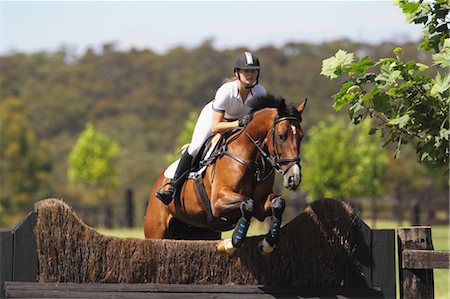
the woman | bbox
[155,52,267,204]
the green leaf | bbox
[376,58,396,66]
[388,115,410,129]
[362,86,381,104]
[430,72,450,97]
[332,81,353,100]
[351,56,375,74]
[321,50,354,79]
[375,63,402,85]
[399,1,420,14]
[419,39,433,52]
[404,61,428,72]
[439,128,450,140]
[333,93,356,111]
[432,38,450,67]
[372,93,391,114]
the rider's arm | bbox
[211,111,239,134]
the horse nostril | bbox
[288,176,295,187]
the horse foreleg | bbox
[231,198,255,247]
[259,195,285,255]
[213,188,254,254]
[217,198,255,254]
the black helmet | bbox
[233,52,261,89]
[233,52,261,72]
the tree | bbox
[0,98,53,226]
[68,123,120,208]
[320,0,449,168]
[302,117,388,201]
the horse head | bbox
[247,95,307,191]
[271,98,306,190]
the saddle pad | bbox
[163,134,221,179]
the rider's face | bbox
[237,69,258,86]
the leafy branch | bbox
[321,0,449,168]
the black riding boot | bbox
[155,150,193,205]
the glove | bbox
[238,113,253,127]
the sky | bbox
[1,1,423,56]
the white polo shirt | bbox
[212,80,267,121]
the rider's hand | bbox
[238,114,252,127]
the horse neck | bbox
[232,109,274,158]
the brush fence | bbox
[1,198,396,298]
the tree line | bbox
[0,35,447,227]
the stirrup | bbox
[155,183,174,205]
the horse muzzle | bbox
[282,164,301,190]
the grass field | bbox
[99,218,449,299]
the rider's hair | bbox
[223,76,238,84]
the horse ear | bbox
[297,98,307,114]
[277,98,287,116]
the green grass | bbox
[98,228,145,239]
[99,219,449,298]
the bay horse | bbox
[144,95,306,254]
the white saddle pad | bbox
[163,134,221,179]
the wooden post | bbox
[12,212,38,282]
[0,231,13,299]
[0,212,38,299]
[398,226,434,299]
[372,229,396,299]
[125,188,134,228]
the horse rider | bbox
[155,52,268,204]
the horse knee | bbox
[241,199,255,219]
[271,196,285,217]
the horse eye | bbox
[278,132,288,141]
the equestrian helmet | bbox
[233,52,261,72]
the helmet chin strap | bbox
[236,72,258,89]
[245,81,257,89]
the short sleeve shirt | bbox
[212,81,267,121]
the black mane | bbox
[246,93,301,120]
[245,93,281,112]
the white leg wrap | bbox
[260,238,274,255]
[223,238,236,253]
[217,238,236,254]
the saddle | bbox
[163,130,239,180]
[163,130,241,232]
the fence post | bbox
[0,231,13,299]
[125,188,134,228]
[372,229,396,299]
[12,212,38,282]
[397,226,434,299]
[0,212,38,299]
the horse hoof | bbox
[259,238,275,255]
[217,238,236,255]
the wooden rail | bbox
[397,226,450,299]
[4,282,385,299]
[402,250,450,269]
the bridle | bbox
[246,115,301,181]
[219,114,302,182]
